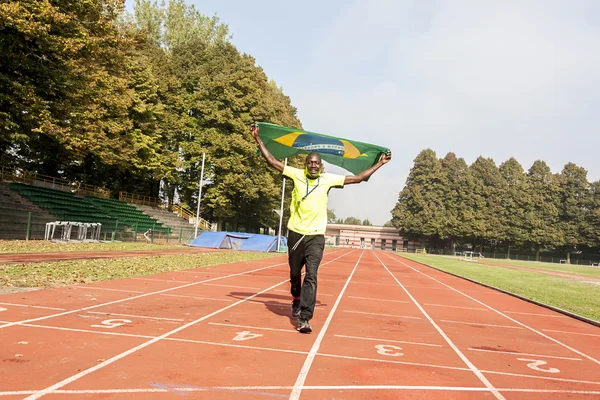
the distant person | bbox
[250,124,391,333]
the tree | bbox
[0,0,135,173]
[524,160,561,260]
[468,157,506,252]
[439,152,475,249]
[327,209,336,223]
[391,149,446,244]
[499,158,528,258]
[557,163,592,263]
[344,217,362,225]
[362,218,372,226]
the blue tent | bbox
[190,231,287,252]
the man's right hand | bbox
[250,123,260,140]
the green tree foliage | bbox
[468,157,506,248]
[1,0,303,234]
[327,209,336,223]
[524,161,561,260]
[557,163,592,262]
[362,218,372,226]
[498,158,527,258]
[343,217,362,225]
[391,152,599,260]
[0,0,134,171]
[391,149,446,242]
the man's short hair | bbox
[306,152,322,162]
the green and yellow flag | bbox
[255,122,389,175]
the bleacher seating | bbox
[9,183,168,233]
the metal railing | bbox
[119,191,216,232]
[119,191,165,208]
[172,204,215,231]
[0,166,110,198]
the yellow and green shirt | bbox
[283,165,345,235]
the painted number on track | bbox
[233,331,263,341]
[375,344,403,357]
[91,319,132,329]
[517,358,560,374]
[0,307,6,312]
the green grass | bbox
[0,250,283,289]
[476,257,600,279]
[398,254,600,322]
[0,240,189,254]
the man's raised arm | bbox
[344,151,392,185]
[251,124,284,173]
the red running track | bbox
[0,249,599,399]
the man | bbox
[250,124,391,333]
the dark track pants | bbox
[287,230,325,321]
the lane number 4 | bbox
[91,319,132,329]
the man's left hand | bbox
[381,151,392,164]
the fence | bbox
[418,247,600,266]
[0,208,197,245]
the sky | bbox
[126,0,600,225]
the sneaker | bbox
[291,299,301,317]
[297,318,312,333]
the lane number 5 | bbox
[375,344,404,357]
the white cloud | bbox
[292,0,600,225]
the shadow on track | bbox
[227,292,327,328]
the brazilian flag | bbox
[255,122,389,175]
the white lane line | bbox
[425,303,488,311]
[0,260,287,330]
[290,251,364,400]
[202,283,260,290]
[482,369,600,386]
[22,251,354,400]
[0,302,65,311]
[374,252,506,400]
[130,277,191,284]
[23,280,294,399]
[86,311,184,322]
[468,348,582,361]
[388,254,600,367]
[343,310,421,320]
[3,387,600,396]
[334,334,442,348]
[440,320,523,329]
[542,329,600,338]
[503,311,567,318]
[317,352,469,371]
[208,322,296,333]
[71,287,145,294]
[7,317,600,390]
[348,296,410,304]
[160,294,233,302]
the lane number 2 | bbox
[375,344,404,357]
[91,319,132,329]
[517,358,560,374]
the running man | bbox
[250,124,391,333]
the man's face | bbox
[305,155,322,178]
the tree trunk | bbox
[566,251,571,264]
[506,243,511,259]
[535,245,540,262]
